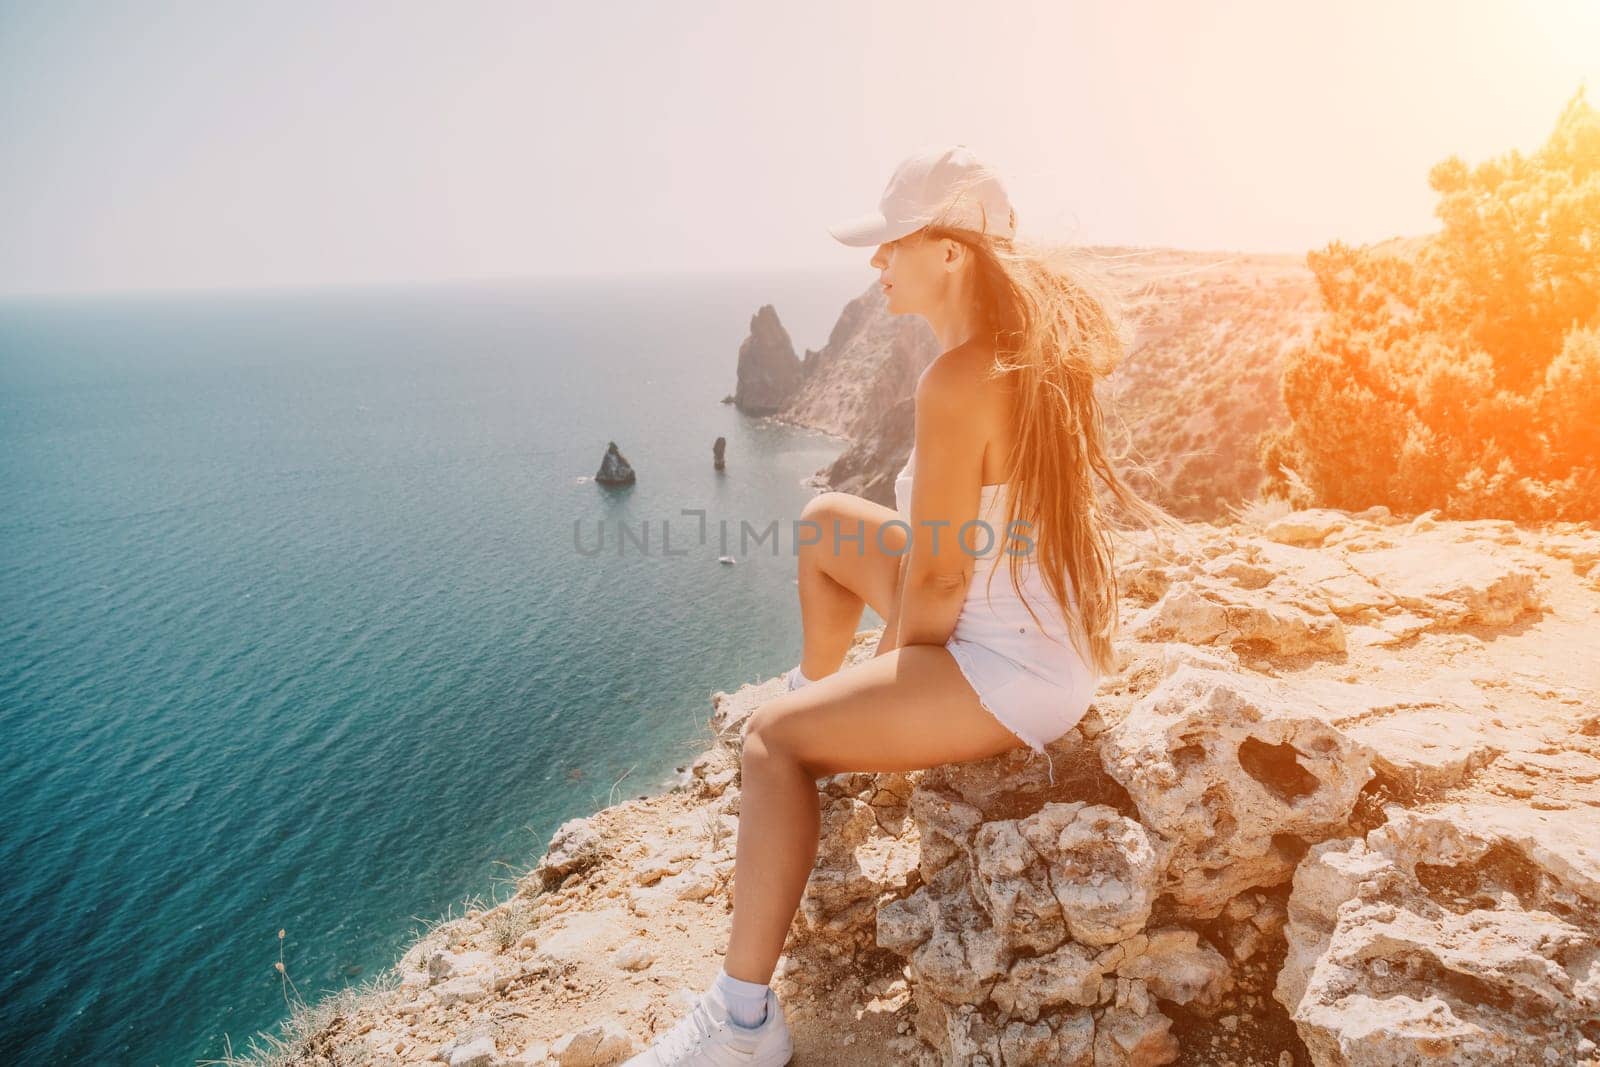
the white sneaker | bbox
[623,983,792,1066]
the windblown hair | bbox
[917,188,1191,678]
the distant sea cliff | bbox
[730,246,1321,520]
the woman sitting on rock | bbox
[626,143,1183,1067]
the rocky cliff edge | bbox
[277,508,1600,1067]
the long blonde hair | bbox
[919,214,1189,678]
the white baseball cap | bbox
[828,143,1017,247]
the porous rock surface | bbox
[1276,804,1600,1066]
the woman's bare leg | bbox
[794,492,907,680]
[722,643,1033,985]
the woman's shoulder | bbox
[918,339,1000,397]
[919,345,1012,436]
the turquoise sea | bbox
[0,270,871,1065]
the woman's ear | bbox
[941,237,966,273]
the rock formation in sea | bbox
[732,305,805,415]
[273,509,1600,1066]
[593,441,636,487]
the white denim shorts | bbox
[946,634,1098,786]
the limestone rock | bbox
[508,1041,551,1066]
[632,837,696,886]
[534,816,606,889]
[434,1028,500,1067]
[592,441,635,487]
[1099,665,1375,917]
[1215,889,1290,962]
[1339,707,1512,795]
[527,911,625,969]
[1286,673,1513,798]
[433,973,492,1008]
[1276,804,1600,1065]
[1115,926,1232,1011]
[973,802,1162,949]
[987,939,1112,1020]
[1156,641,1242,677]
[732,304,803,415]
[1535,525,1600,576]
[1341,536,1543,628]
[898,873,1013,1007]
[547,1019,634,1066]
[942,1002,1098,1066]
[1129,576,1347,656]
[688,742,740,799]
[1262,509,1362,547]
[799,781,921,955]
[881,777,1187,1064]
[610,939,655,972]
[1228,537,1397,618]
[447,1034,497,1067]
[427,949,495,985]
[1092,1003,1181,1066]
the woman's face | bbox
[870,230,955,316]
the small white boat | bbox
[717,555,736,565]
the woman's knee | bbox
[797,493,847,557]
[798,494,869,585]
[741,702,786,753]
[741,701,814,773]
[799,491,848,525]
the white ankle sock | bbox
[784,664,815,691]
[713,966,770,1029]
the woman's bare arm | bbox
[895,354,986,649]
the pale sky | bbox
[1,0,1595,296]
